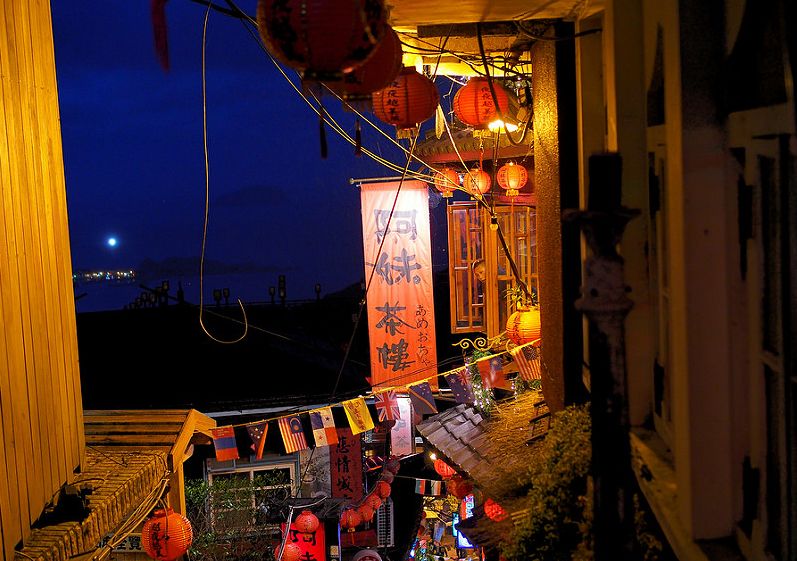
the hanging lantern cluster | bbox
[432,167,459,198]
[142,508,193,561]
[453,77,512,128]
[339,456,399,531]
[256,0,387,81]
[505,305,541,345]
[433,458,456,479]
[372,67,439,138]
[276,509,320,561]
[484,498,508,522]
[464,167,491,196]
[496,162,529,197]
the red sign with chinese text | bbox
[281,522,326,561]
[329,427,363,501]
[360,181,438,389]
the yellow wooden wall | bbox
[0,1,85,559]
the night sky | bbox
[51,1,415,307]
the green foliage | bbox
[502,404,592,561]
[468,348,496,415]
[185,471,291,561]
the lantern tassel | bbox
[319,104,328,159]
[354,118,362,157]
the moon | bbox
[106,237,118,248]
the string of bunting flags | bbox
[208,341,543,462]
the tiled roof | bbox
[417,391,548,499]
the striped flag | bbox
[415,479,427,494]
[343,397,375,435]
[278,415,309,454]
[210,426,239,461]
[429,480,443,496]
[309,407,338,447]
[374,390,401,422]
[246,421,268,459]
[510,343,543,381]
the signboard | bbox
[360,181,437,389]
[281,521,326,561]
[455,495,476,549]
[329,427,363,501]
[390,395,414,456]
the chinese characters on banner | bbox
[281,522,326,561]
[329,427,364,501]
[360,181,437,389]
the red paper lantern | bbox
[357,503,375,522]
[496,162,528,196]
[329,26,403,100]
[453,77,512,128]
[484,498,508,522]
[375,480,392,498]
[447,475,473,500]
[505,306,541,345]
[294,510,320,534]
[275,542,303,561]
[141,508,193,561]
[256,0,387,80]
[433,168,459,198]
[464,168,491,195]
[373,67,439,136]
[366,493,383,511]
[433,459,456,479]
[340,508,362,530]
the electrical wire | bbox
[198,2,249,344]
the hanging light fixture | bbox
[464,167,491,196]
[452,77,513,129]
[372,67,439,138]
[357,503,375,522]
[375,480,392,498]
[447,475,473,499]
[433,459,456,479]
[256,0,387,81]
[496,162,529,196]
[294,510,320,534]
[506,306,541,345]
[340,508,362,531]
[366,492,383,511]
[327,26,403,102]
[432,167,459,198]
[141,509,193,561]
[484,498,508,521]
[274,543,303,561]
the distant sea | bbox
[73,272,326,313]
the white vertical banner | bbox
[390,396,414,456]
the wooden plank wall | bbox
[0,1,85,560]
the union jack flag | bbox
[510,342,543,381]
[374,390,401,422]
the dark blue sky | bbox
[51,1,411,303]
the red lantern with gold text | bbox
[294,510,320,534]
[275,543,302,561]
[484,498,508,522]
[340,508,362,531]
[433,167,459,198]
[433,459,456,479]
[366,493,383,511]
[373,67,439,138]
[142,508,193,561]
[453,77,512,128]
[375,480,392,498]
[447,475,473,500]
[506,306,541,345]
[496,162,528,197]
[357,503,375,522]
[464,168,491,196]
[257,0,387,80]
[328,26,403,101]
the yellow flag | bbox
[342,397,375,435]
